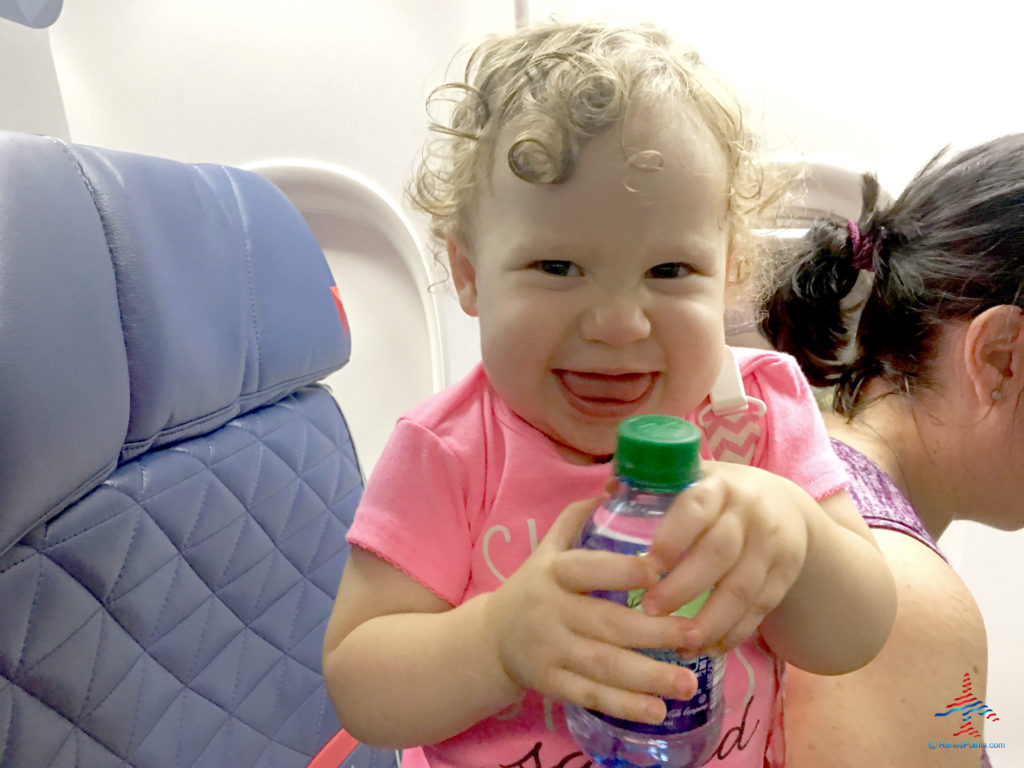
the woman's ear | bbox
[447,235,479,317]
[964,304,1024,404]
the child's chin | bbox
[550,431,617,465]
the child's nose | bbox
[579,293,652,346]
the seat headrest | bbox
[0,131,351,556]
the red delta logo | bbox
[330,285,349,334]
[934,672,999,738]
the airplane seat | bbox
[242,160,470,478]
[0,130,392,767]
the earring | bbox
[992,389,1003,401]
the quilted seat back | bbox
[0,131,380,767]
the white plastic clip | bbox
[710,347,766,417]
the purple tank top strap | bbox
[829,438,943,559]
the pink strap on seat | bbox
[308,729,361,768]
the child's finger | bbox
[542,496,607,552]
[697,581,784,657]
[692,526,804,647]
[679,563,772,651]
[679,535,796,651]
[641,512,743,616]
[555,549,659,593]
[561,638,698,707]
[645,477,726,574]
[716,604,774,654]
[549,666,669,726]
[564,592,699,652]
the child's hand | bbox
[641,462,810,657]
[482,497,700,725]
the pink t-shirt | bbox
[348,348,848,768]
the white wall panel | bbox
[0,20,69,138]
[529,0,1024,196]
[47,0,512,215]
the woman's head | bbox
[409,21,770,265]
[761,134,1024,418]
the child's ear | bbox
[447,235,479,317]
[964,304,1024,404]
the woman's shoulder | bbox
[785,526,988,768]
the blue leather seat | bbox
[0,131,390,767]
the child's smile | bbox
[448,103,732,462]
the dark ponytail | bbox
[761,134,1024,418]
[760,175,881,389]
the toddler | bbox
[323,22,896,768]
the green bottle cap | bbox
[613,415,702,493]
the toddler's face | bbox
[450,105,730,462]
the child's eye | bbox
[532,260,582,277]
[646,262,694,279]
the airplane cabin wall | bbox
[0,21,69,139]
[530,0,1024,195]
[45,1,506,214]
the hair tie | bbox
[846,220,874,272]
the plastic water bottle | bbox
[564,414,725,768]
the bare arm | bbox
[322,546,522,749]
[785,530,988,767]
[759,488,898,673]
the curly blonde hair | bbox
[409,21,780,272]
